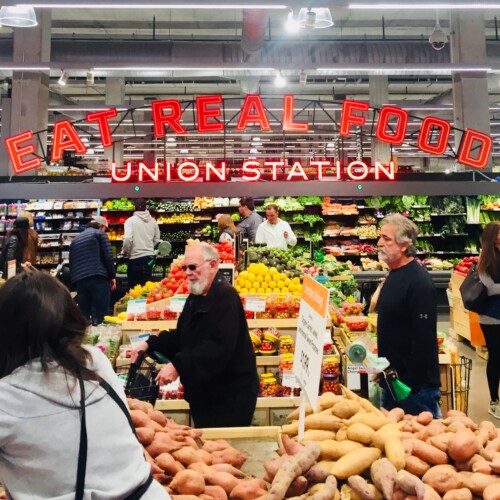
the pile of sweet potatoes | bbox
[128,398,268,499]
[279,386,500,499]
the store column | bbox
[369,76,391,165]
[104,77,124,168]
[450,10,491,170]
[0,10,51,176]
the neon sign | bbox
[3,94,493,175]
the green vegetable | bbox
[465,197,481,224]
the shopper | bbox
[375,213,441,418]
[255,204,297,250]
[0,270,169,499]
[237,196,263,243]
[122,198,160,289]
[0,217,33,277]
[19,210,39,265]
[216,214,238,243]
[131,242,258,428]
[477,221,500,419]
[69,216,116,325]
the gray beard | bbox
[188,279,208,295]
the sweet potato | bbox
[211,447,247,468]
[129,409,151,428]
[411,439,448,465]
[463,472,500,495]
[471,456,492,475]
[281,421,300,436]
[285,476,308,497]
[204,485,228,500]
[442,416,478,431]
[344,412,389,431]
[371,458,397,500]
[146,437,182,458]
[228,479,267,500]
[384,435,406,470]
[428,432,454,453]
[147,408,167,427]
[483,483,500,500]
[490,453,500,474]
[202,440,231,453]
[479,420,497,441]
[127,398,154,412]
[422,465,463,495]
[287,404,314,421]
[387,407,405,423]
[416,411,434,426]
[335,427,348,441]
[170,469,205,496]
[421,421,447,441]
[136,426,155,446]
[305,464,330,484]
[172,447,203,467]
[331,399,361,419]
[330,446,381,479]
[405,456,431,478]
[305,413,343,431]
[346,422,375,445]
[268,442,321,500]
[395,470,425,498]
[448,430,480,463]
[302,429,336,442]
[317,392,342,411]
[348,475,377,500]
[204,470,241,495]
[156,452,185,475]
[263,455,289,482]
[442,488,472,500]
[153,473,170,485]
[319,439,363,460]
[310,475,338,500]
[211,464,248,479]
[372,423,403,449]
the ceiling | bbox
[0,0,500,170]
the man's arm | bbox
[283,221,297,247]
[153,220,161,247]
[254,223,265,244]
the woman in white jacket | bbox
[0,270,169,500]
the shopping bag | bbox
[459,264,488,314]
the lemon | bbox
[253,281,260,289]
[268,281,276,289]
[241,288,248,293]
[288,284,295,293]
[256,275,264,283]
[281,286,289,293]
[249,287,257,293]
[264,275,272,283]
[246,272,256,283]
[257,288,265,293]
[292,277,300,285]
[269,267,278,275]
[273,288,281,293]
[279,272,287,281]
[245,280,253,289]
[276,280,284,289]
[261,282,269,290]
[235,285,241,293]
[239,271,249,281]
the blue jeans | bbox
[127,256,154,289]
[382,384,442,419]
[75,275,110,325]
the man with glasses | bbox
[132,242,258,428]
[237,196,262,243]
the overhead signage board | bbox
[4,95,492,175]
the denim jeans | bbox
[381,384,442,419]
[75,275,110,325]
[127,256,154,289]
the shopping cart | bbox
[124,351,169,405]
[452,355,472,414]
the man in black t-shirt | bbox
[376,214,441,418]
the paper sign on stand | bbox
[169,296,187,313]
[127,299,147,314]
[293,274,329,440]
[245,296,266,312]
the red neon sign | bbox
[4,95,493,174]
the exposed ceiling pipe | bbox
[241,9,269,55]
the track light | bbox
[274,72,286,88]
[86,70,95,85]
[58,71,69,86]
[0,6,38,27]
[297,8,333,30]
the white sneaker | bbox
[489,401,500,419]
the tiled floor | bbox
[438,314,495,425]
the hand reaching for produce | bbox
[283,231,289,239]
[155,363,179,385]
[130,341,149,363]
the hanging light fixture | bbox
[285,10,300,33]
[0,6,38,27]
[297,8,333,30]
[58,70,69,86]
[86,70,95,85]
[274,72,286,88]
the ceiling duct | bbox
[241,9,269,56]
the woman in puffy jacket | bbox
[0,217,32,276]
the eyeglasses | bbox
[181,259,213,272]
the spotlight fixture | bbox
[0,6,38,27]
[285,10,300,33]
[297,8,333,30]
[86,70,95,85]
[58,71,69,86]
[274,72,287,88]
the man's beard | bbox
[188,277,208,295]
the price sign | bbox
[346,363,361,390]
[169,296,187,313]
[245,296,266,312]
[293,274,329,412]
[127,299,147,314]
[281,371,300,389]
[129,332,151,346]
[219,263,235,285]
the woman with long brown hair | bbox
[477,221,500,419]
[216,214,238,243]
[0,217,32,276]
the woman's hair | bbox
[217,214,238,233]
[19,210,34,226]
[0,270,93,380]
[380,213,418,257]
[478,222,500,281]
[7,223,29,255]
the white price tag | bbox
[127,299,147,314]
[324,329,332,345]
[281,371,300,389]
[245,297,266,312]
[6,260,16,279]
[169,297,187,313]
[346,363,361,390]
[129,332,151,346]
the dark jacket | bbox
[69,227,116,284]
[147,275,258,407]
[0,235,23,275]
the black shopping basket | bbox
[124,351,162,406]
